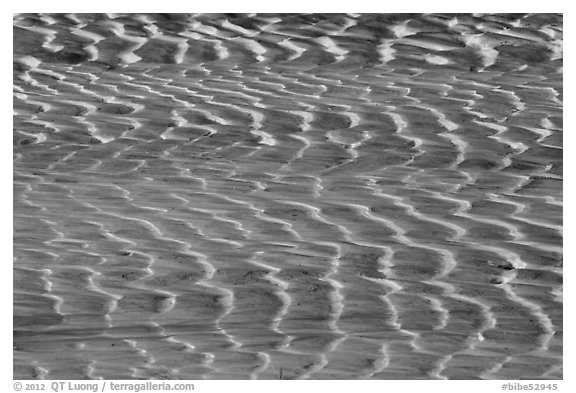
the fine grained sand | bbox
[14,13,562,380]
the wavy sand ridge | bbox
[14,13,562,380]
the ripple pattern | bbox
[14,13,562,380]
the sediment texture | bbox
[13,13,562,379]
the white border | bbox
[8,1,569,13]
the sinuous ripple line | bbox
[14,13,562,380]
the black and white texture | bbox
[13,13,563,380]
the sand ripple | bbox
[14,13,562,380]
